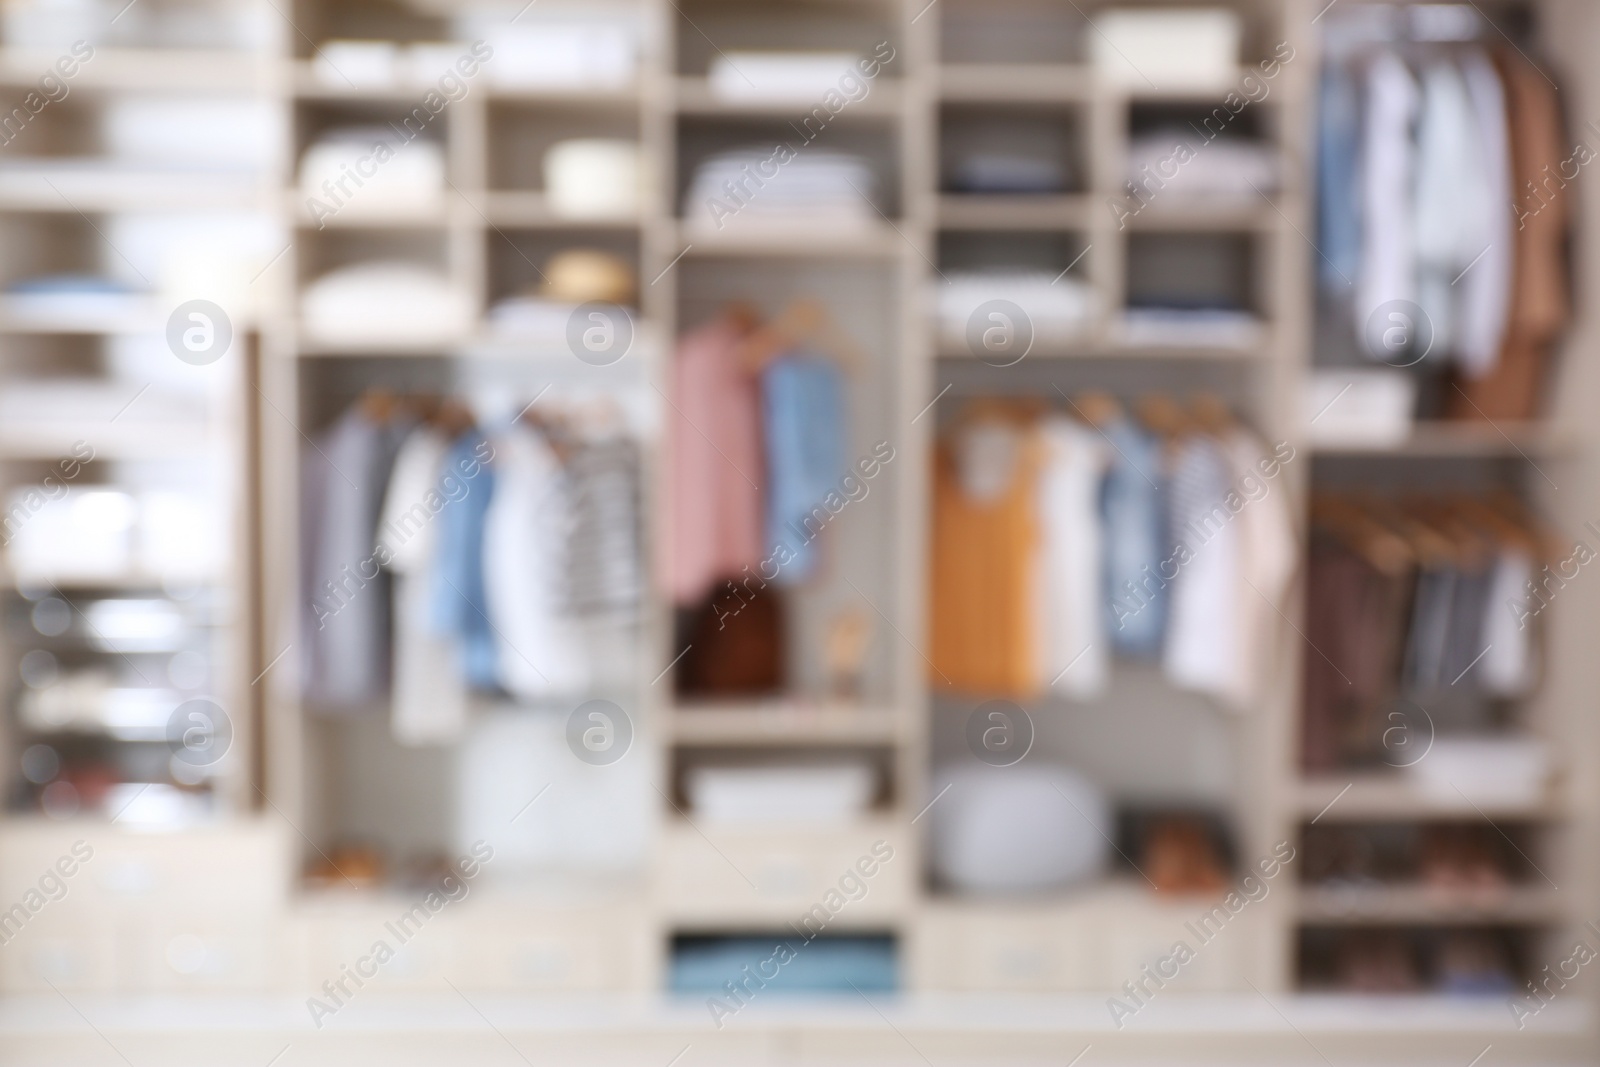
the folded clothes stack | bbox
[935,271,1096,345]
[300,261,473,345]
[298,126,445,216]
[682,149,876,229]
[708,51,863,99]
[1125,130,1280,198]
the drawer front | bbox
[913,908,1099,991]
[0,916,116,992]
[449,912,648,991]
[660,822,908,924]
[121,916,278,991]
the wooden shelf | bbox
[935,194,1092,230]
[937,64,1091,103]
[671,701,900,746]
[0,47,274,91]
[482,191,641,229]
[1310,421,1576,458]
[1296,884,1565,925]
[677,220,904,257]
[673,76,904,117]
[1297,775,1561,823]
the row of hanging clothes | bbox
[664,299,862,697]
[1317,4,1568,419]
[929,391,1297,710]
[1302,491,1543,772]
[300,388,643,743]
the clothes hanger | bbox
[1313,495,1415,577]
[1135,392,1191,440]
[1071,389,1123,429]
[737,298,865,374]
[359,387,399,424]
[1188,392,1237,436]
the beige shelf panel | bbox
[935,194,1093,230]
[1310,421,1578,458]
[937,63,1092,102]
[1297,775,1562,823]
[671,700,901,745]
[1296,884,1565,925]
[673,76,905,117]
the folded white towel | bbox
[709,51,862,100]
[301,261,472,345]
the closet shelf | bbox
[1118,71,1267,102]
[287,195,452,228]
[0,313,162,336]
[0,427,212,461]
[0,47,273,91]
[671,701,901,745]
[1121,199,1285,232]
[935,194,1092,230]
[482,191,642,229]
[1296,884,1565,925]
[676,221,904,258]
[1310,421,1576,458]
[672,77,904,117]
[0,179,264,214]
[936,64,1092,103]
[932,337,1264,360]
[1296,775,1562,823]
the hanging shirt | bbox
[429,430,497,690]
[1413,59,1492,360]
[929,418,1038,697]
[482,423,588,701]
[1479,549,1535,696]
[762,351,846,584]
[1357,52,1419,346]
[1316,58,1363,293]
[1032,416,1109,699]
[664,316,765,605]
[564,436,643,616]
[1456,48,1514,376]
[1219,431,1298,711]
[378,427,467,744]
[1163,434,1238,697]
[303,403,409,709]
[1100,417,1167,656]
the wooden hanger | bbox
[1071,389,1123,429]
[1189,392,1236,435]
[736,298,864,373]
[1135,392,1191,439]
[1312,495,1415,576]
[359,387,399,424]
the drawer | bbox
[119,916,279,991]
[295,906,462,992]
[0,915,116,992]
[1100,895,1261,992]
[449,909,650,991]
[912,905,1100,991]
[0,821,289,911]
[659,820,908,925]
